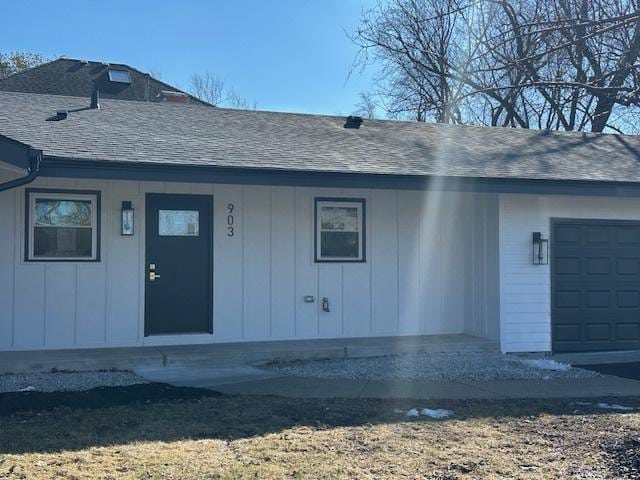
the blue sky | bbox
[1,0,378,115]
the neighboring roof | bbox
[1,90,640,184]
[0,58,209,106]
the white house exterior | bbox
[1,91,640,355]
[0,175,499,351]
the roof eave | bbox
[37,156,640,197]
[0,134,37,170]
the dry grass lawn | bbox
[0,393,639,479]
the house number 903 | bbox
[226,203,235,237]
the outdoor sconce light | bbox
[532,232,549,265]
[121,201,134,236]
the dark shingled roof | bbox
[2,90,640,183]
[0,58,209,106]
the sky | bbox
[1,0,379,115]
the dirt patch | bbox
[603,436,640,479]
[0,382,220,417]
[0,389,638,479]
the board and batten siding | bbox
[499,193,640,353]
[0,174,499,351]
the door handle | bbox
[149,272,161,281]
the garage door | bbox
[552,219,640,352]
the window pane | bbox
[35,200,92,227]
[321,206,359,232]
[159,210,199,236]
[321,231,359,258]
[33,227,92,258]
[108,69,132,83]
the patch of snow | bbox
[518,359,571,371]
[420,408,453,419]
[571,401,636,411]
[18,386,36,392]
[596,402,636,411]
[404,407,454,418]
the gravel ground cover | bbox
[0,370,147,393]
[263,352,600,381]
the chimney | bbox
[157,90,190,104]
[90,86,100,109]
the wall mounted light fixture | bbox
[121,201,134,236]
[532,232,549,265]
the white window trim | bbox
[26,191,99,262]
[315,198,365,262]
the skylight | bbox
[108,69,132,84]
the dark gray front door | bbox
[145,193,213,336]
[552,219,640,352]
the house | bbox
[1,90,640,355]
[0,58,208,105]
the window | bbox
[159,210,200,236]
[315,198,366,262]
[108,69,132,83]
[26,190,100,261]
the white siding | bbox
[466,193,500,340]
[0,176,498,351]
[499,193,640,353]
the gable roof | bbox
[0,58,209,106]
[1,90,640,186]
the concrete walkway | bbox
[135,364,640,400]
[549,349,640,366]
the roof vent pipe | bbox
[90,86,100,110]
[344,115,363,129]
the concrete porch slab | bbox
[0,345,164,374]
[0,334,497,374]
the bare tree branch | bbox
[352,0,640,133]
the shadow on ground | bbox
[580,362,640,381]
[0,383,639,455]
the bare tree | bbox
[353,0,640,133]
[227,89,258,110]
[188,72,256,109]
[354,92,379,118]
[0,51,50,79]
[189,72,226,105]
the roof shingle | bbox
[1,90,640,183]
[0,59,208,106]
